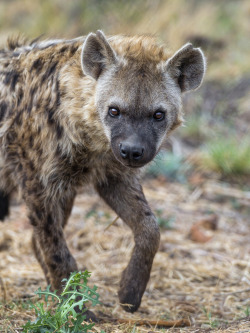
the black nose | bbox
[120,143,144,161]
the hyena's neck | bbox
[58,59,110,154]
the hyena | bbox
[0,30,205,313]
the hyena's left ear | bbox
[166,43,206,92]
[81,30,117,80]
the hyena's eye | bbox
[153,110,165,121]
[108,107,120,117]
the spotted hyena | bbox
[0,31,205,313]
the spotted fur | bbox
[0,30,205,313]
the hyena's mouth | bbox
[125,162,144,169]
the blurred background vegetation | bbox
[0,0,249,186]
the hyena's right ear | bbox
[81,30,117,80]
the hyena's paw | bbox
[118,268,149,313]
[118,284,142,313]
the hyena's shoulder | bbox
[0,36,85,137]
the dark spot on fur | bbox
[31,58,43,72]
[22,174,27,188]
[49,263,57,271]
[30,86,37,98]
[48,62,58,76]
[53,236,59,246]
[71,164,79,174]
[7,151,17,160]
[27,188,34,196]
[37,147,43,157]
[22,149,26,159]
[0,191,9,221]
[138,68,146,78]
[0,101,8,122]
[69,45,78,55]
[55,145,62,156]
[27,98,34,114]
[52,254,63,263]
[29,161,35,171]
[56,123,63,139]
[15,112,22,126]
[17,88,24,102]
[18,163,23,172]
[55,145,68,161]
[145,211,152,216]
[55,80,61,106]
[37,126,41,135]
[59,46,68,53]
[47,214,53,225]
[6,131,16,143]
[41,61,58,83]
[48,108,55,124]
[3,70,20,91]
[29,136,34,148]
[29,216,37,227]
[45,214,53,234]
[35,207,42,220]
[82,167,89,173]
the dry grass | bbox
[0,178,249,332]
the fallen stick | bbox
[114,318,191,327]
[104,215,119,231]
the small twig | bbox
[216,288,250,296]
[114,318,191,327]
[104,216,119,231]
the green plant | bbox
[22,271,100,333]
[155,209,175,229]
[202,137,250,176]
[130,326,138,333]
[243,306,250,317]
[203,307,219,328]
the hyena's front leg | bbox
[27,196,78,292]
[30,192,76,287]
[96,175,160,313]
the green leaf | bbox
[22,271,102,333]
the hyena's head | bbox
[81,30,206,168]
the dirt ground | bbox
[0,177,250,333]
